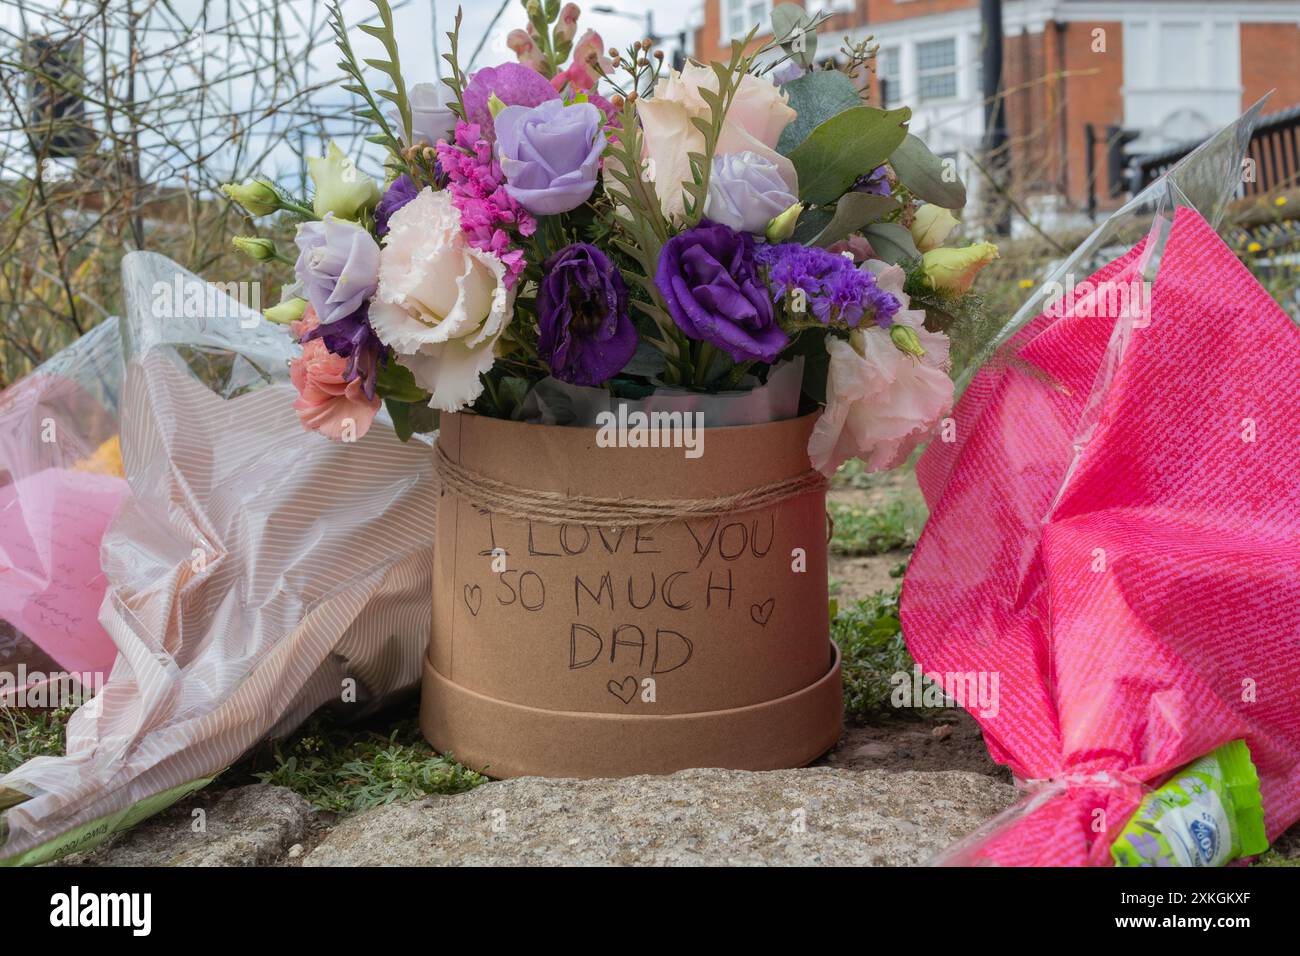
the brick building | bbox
[692,1,1300,226]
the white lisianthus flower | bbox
[369,188,515,412]
[308,142,381,220]
[637,64,798,220]
[808,262,954,475]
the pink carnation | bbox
[289,309,381,442]
[436,120,536,287]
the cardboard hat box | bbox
[420,411,842,778]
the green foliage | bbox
[834,587,914,723]
[254,714,486,812]
[889,133,968,210]
[863,221,920,266]
[775,70,862,154]
[1,706,73,776]
[830,497,927,556]
[329,0,410,172]
[769,4,822,69]
[681,41,754,225]
[789,106,911,206]
[808,192,898,248]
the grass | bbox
[250,710,486,813]
[1,706,74,776]
[829,497,928,556]
[832,584,914,724]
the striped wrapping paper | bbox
[902,207,1300,865]
[0,258,439,864]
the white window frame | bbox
[723,0,773,41]
[915,36,958,102]
[877,45,901,108]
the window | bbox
[916,37,957,101]
[724,0,772,39]
[878,46,900,108]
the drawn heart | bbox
[750,598,775,627]
[463,584,482,617]
[607,676,637,704]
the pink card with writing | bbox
[0,468,127,677]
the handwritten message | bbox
[0,468,127,675]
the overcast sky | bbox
[0,0,703,186]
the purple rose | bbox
[293,216,380,325]
[375,174,419,236]
[654,220,788,363]
[704,151,798,234]
[537,243,635,386]
[496,99,604,216]
[462,63,559,140]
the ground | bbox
[10,460,1300,866]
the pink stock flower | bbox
[551,30,610,94]
[555,4,581,45]
[507,29,546,72]
[289,309,381,441]
[435,120,537,287]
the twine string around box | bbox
[435,443,830,530]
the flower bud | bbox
[764,201,802,242]
[232,236,277,261]
[221,180,280,217]
[909,203,960,252]
[889,324,925,358]
[554,3,580,44]
[307,142,381,221]
[264,296,308,325]
[921,242,1000,294]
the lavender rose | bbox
[293,215,380,325]
[537,243,635,386]
[654,220,788,363]
[705,151,799,234]
[496,99,604,216]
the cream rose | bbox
[637,64,798,220]
[368,188,514,412]
[808,263,954,475]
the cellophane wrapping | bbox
[0,252,438,865]
[903,102,1300,865]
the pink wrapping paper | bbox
[902,207,1300,865]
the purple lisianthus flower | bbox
[704,151,798,234]
[655,220,788,363]
[293,215,380,325]
[537,243,635,386]
[770,60,806,86]
[463,63,559,140]
[375,174,419,236]
[757,242,901,328]
[300,303,389,400]
[496,99,604,216]
[853,164,892,198]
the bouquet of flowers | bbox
[222,0,998,476]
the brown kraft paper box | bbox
[420,411,843,778]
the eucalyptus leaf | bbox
[771,4,818,67]
[810,193,898,248]
[776,71,863,155]
[889,133,967,210]
[863,222,920,266]
[789,106,911,206]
